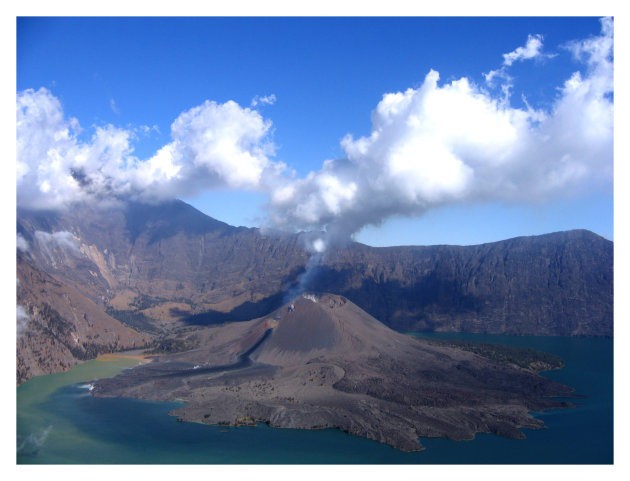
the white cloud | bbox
[268,19,613,250]
[484,33,554,94]
[251,94,277,107]
[167,100,276,189]
[110,98,119,114]
[16,90,281,209]
[17,88,88,209]
[17,305,30,337]
[503,34,545,66]
[483,68,503,86]
[17,233,29,252]
[16,19,613,256]
[34,230,80,253]
[566,17,614,69]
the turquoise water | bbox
[17,334,613,464]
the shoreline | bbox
[97,349,153,363]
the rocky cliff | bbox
[315,230,613,336]
[16,251,149,384]
[16,199,613,383]
[17,201,307,326]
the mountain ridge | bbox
[315,227,613,335]
[16,199,613,384]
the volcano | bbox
[93,293,575,452]
[17,200,612,385]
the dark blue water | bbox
[408,333,614,464]
[17,334,613,464]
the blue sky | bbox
[16,16,614,247]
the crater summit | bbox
[94,293,576,451]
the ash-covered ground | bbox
[94,293,576,452]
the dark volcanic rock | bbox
[16,200,613,383]
[17,200,309,327]
[313,230,613,336]
[93,294,578,452]
[17,200,613,341]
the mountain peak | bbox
[93,290,577,452]
[248,293,422,366]
[17,199,613,385]
[123,199,237,243]
[255,294,351,362]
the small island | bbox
[93,294,577,452]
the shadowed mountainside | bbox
[313,230,613,336]
[16,199,613,383]
[16,251,150,384]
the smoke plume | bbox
[16,18,613,256]
[267,18,613,252]
[283,250,324,303]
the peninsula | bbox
[93,293,576,452]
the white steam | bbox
[16,18,613,255]
[17,234,29,252]
[283,250,324,302]
[268,17,613,250]
[34,230,80,253]
[17,304,30,337]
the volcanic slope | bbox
[17,200,613,339]
[16,251,149,384]
[93,293,576,452]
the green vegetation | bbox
[234,415,257,426]
[105,307,157,332]
[40,303,74,338]
[425,338,565,373]
[146,334,200,354]
[129,294,168,310]
[34,303,122,363]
